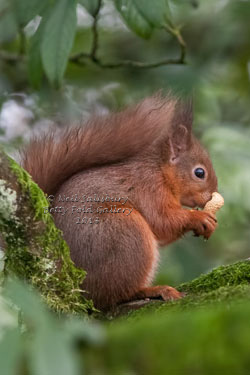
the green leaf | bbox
[0,329,21,375]
[134,0,172,27]
[30,325,79,375]
[28,18,46,89]
[5,278,50,326]
[41,0,77,86]
[11,0,50,27]
[78,0,99,16]
[114,0,153,39]
[0,1,18,43]
[5,279,79,375]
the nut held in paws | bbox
[204,192,224,214]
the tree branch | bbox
[164,23,187,64]
[90,0,102,62]
[0,1,187,72]
[95,57,186,69]
[70,9,187,70]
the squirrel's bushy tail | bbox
[21,95,176,195]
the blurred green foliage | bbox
[89,301,250,375]
[0,278,105,375]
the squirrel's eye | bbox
[194,167,205,179]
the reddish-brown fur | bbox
[22,94,218,310]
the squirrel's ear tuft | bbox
[172,98,193,133]
[169,125,191,163]
[168,98,193,163]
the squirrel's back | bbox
[21,94,177,196]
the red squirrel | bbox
[22,94,218,310]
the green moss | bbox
[0,154,94,315]
[119,285,250,323]
[117,260,250,320]
[86,302,250,374]
[179,260,250,294]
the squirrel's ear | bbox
[169,99,193,163]
[169,124,191,163]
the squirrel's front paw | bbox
[189,210,217,239]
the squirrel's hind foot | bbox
[133,285,184,301]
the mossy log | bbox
[86,260,250,374]
[111,259,250,317]
[0,148,92,314]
